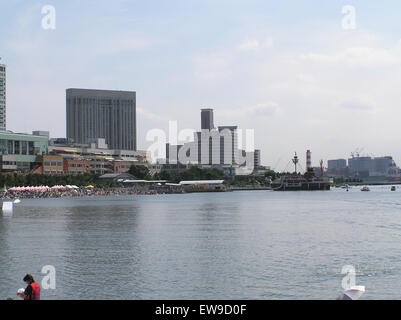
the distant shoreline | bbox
[335,182,401,187]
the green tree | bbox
[128,165,150,180]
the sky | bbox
[1,0,401,170]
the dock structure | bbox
[272,151,331,191]
[179,180,226,192]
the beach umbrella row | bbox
[51,185,67,190]
[9,186,51,192]
[9,185,80,192]
[66,185,79,189]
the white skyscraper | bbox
[0,58,6,131]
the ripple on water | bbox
[1,190,401,299]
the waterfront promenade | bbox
[1,186,172,199]
[0,185,275,200]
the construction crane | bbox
[351,147,364,158]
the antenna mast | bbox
[292,152,299,174]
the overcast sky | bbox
[1,0,401,170]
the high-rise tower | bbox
[66,88,136,150]
[201,108,214,130]
[0,58,6,131]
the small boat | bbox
[361,186,370,192]
[337,286,366,300]
[391,186,396,191]
[342,184,350,192]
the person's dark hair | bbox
[23,274,35,284]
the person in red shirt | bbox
[17,274,40,300]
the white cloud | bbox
[238,39,260,51]
[219,102,280,121]
[5,3,401,167]
[238,36,273,52]
[193,52,234,81]
[98,35,154,54]
[301,45,401,68]
[137,107,170,123]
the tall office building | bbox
[218,126,239,165]
[201,108,214,130]
[254,149,261,168]
[0,59,6,131]
[165,108,257,173]
[66,88,136,150]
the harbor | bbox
[1,187,400,300]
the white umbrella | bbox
[337,286,365,300]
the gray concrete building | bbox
[66,88,136,151]
[0,60,6,131]
[218,126,239,165]
[254,149,261,168]
[201,108,214,130]
[327,159,347,170]
[32,131,50,139]
[166,143,183,164]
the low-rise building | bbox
[0,131,48,173]
[37,155,64,174]
[98,173,136,183]
[0,155,17,172]
[109,160,136,173]
[87,155,113,175]
[63,158,90,174]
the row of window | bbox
[117,165,130,168]
[44,160,63,167]
[44,170,64,174]
[5,140,36,155]
[69,163,88,168]
[2,161,16,165]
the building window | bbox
[28,142,34,155]
[14,141,20,154]
[21,141,28,155]
[8,140,14,154]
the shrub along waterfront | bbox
[0,166,280,189]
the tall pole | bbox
[306,150,312,171]
[292,152,299,174]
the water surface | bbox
[1,186,401,299]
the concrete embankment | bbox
[228,187,272,191]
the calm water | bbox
[1,186,401,300]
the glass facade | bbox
[0,132,48,172]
